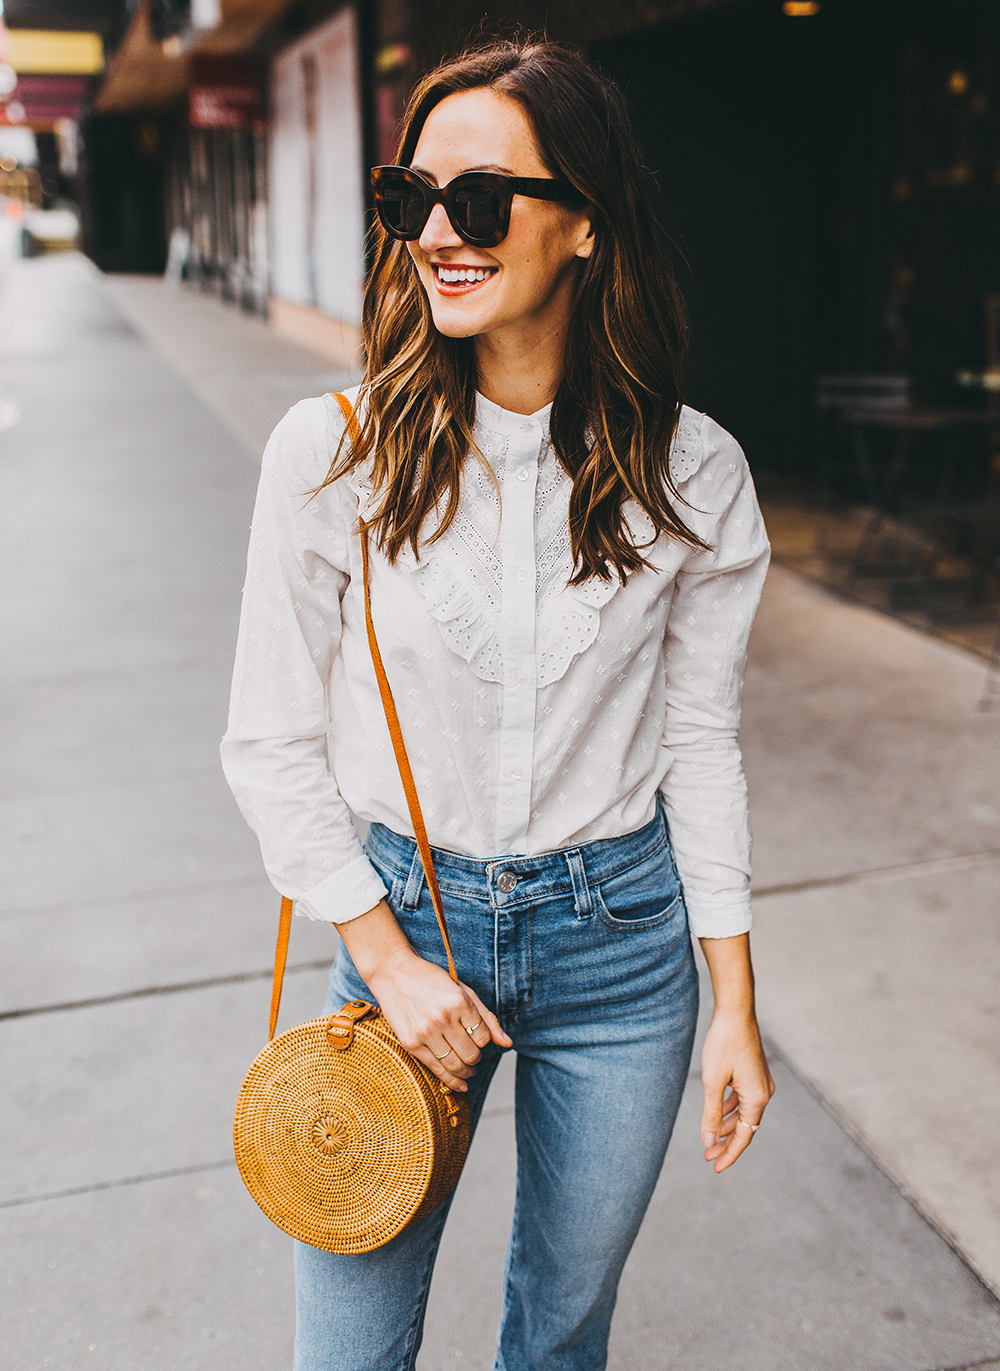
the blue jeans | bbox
[294,803,699,1371]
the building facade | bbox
[71,0,1000,477]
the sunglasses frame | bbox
[371,166,586,248]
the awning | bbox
[93,0,294,114]
[6,73,90,122]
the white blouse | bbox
[221,388,770,939]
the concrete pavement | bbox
[2,253,999,1370]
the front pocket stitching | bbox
[593,885,682,929]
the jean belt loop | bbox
[564,848,592,918]
[401,843,425,910]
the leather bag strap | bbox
[266,391,458,1042]
[336,391,458,985]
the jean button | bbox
[496,870,518,893]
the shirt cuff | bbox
[293,854,388,925]
[683,889,754,940]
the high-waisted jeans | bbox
[293,802,699,1371]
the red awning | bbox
[6,74,90,121]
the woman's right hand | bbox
[367,948,510,1090]
[337,899,511,1091]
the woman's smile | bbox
[431,262,499,294]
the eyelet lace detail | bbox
[669,407,704,484]
[347,406,705,687]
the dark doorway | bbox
[592,0,906,478]
[80,115,170,274]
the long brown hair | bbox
[319,38,706,583]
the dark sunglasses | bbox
[371,166,586,248]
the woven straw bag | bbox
[233,393,472,1254]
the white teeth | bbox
[437,266,492,284]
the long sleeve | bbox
[220,395,387,923]
[658,415,770,939]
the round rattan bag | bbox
[234,996,471,1253]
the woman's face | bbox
[405,88,594,343]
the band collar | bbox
[474,391,553,441]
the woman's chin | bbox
[427,299,497,340]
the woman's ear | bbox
[574,212,596,260]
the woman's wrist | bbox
[709,996,757,1024]
[337,899,417,987]
[698,932,757,1020]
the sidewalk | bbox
[1,253,999,1371]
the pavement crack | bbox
[752,848,1000,900]
[0,959,331,1021]
[0,763,224,802]
[933,1362,1000,1371]
[0,1158,238,1210]
[0,873,272,923]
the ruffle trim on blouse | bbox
[400,543,505,681]
[345,406,706,689]
[534,574,621,686]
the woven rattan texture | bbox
[234,1010,471,1253]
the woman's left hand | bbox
[700,1008,775,1172]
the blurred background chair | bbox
[814,374,912,560]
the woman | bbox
[223,38,774,1371]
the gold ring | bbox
[465,1021,482,1035]
[736,1117,760,1133]
[433,1049,451,1060]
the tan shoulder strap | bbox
[266,391,458,1041]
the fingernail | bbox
[702,1132,717,1148]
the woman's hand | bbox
[698,932,775,1173]
[367,947,510,1091]
[700,1008,774,1172]
[337,899,511,1091]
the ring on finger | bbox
[464,1020,482,1036]
[433,1048,452,1061]
[735,1117,760,1133]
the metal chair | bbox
[814,374,912,556]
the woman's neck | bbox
[474,313,568,417]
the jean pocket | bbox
[593,841,684,930]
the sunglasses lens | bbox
[450,183,501,243]
[378,177,428,237]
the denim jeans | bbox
[294,803,699,1371]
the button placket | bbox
[495,426,540,853]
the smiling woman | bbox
[221,35,775,1371]
[318,42,711,583]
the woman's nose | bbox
[418,202,462,254]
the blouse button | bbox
[516,670,529,685]
[510,767,524,780]
[519,421,533,432]
[515,468,529,481]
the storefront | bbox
[266,5,366,364]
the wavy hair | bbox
[318,38,706,582]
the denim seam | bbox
[493,1127,526,1371]
[490,888,533,1020]
[518,906,534,1015]
[397,1219,446,1371]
